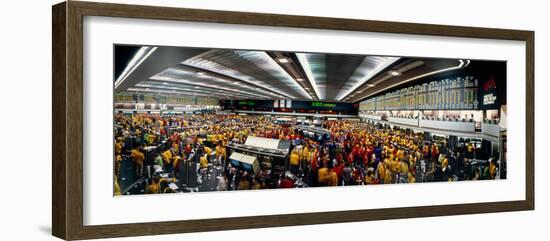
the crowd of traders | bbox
[114,112,500,195]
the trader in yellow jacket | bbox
[317,165,330,186]
[215,144,224,160]
[391,157,401,174]
[289,149,300,174]
[162,150,173,166]
[400,159,409,177]
[300,146,309,162]
[145,176,162,194]
[328,169,338,186]
[384,167,393,184]
[115,138,123,155]
[364,170,375,185]
[172,155,182,171]
[204,146,213,157]
[200,154,209,169]
[441,156,449,171]
[115,154,122,177]
[114,175,121,196]
[489,158,497,179]
[290,149,300,165]
[377,161,386,184]
[131,149,145,177]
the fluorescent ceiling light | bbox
[247,52,311,98]
[129,87,248,99]
[181,50,297,99]
[277,57,290,63]
[368,84,376,87]
[388,70,402,76]
[336,56,400,101]
[253,52,313,99]
[114,46,158,89]
[296,53,322,99]
[149,69,272,99]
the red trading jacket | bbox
[311,157,318,171]
[279,178,294,188]
[336,153,343,163]
[352,146,359,158]
[346,153,354,164]
[431,146,439,159]
[333,164,344,178]
[366,147,374,160]
[358,147,366,160]
[170,133,179,143]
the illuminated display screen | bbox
[311,101,337,108]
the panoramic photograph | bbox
[113,45,507,195]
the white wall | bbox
[360,114,383,121]
[389,116,419,126]
[419,118,476,132]
[482,122,502,137]
[0,0,548,241]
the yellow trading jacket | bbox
[290,151,300,166]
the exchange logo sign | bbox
[479,75,500,109]
[483,93,497,105]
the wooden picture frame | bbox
[52,1,534,240]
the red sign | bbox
[483,75,497,91]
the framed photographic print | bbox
[52,1,534,240]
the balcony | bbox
[419,117,475,132]
[481,120,501,137]
[360,113,383,121]
[388,116,419,126]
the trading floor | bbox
[114,112,501,195]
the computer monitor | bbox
[230,159,240,167]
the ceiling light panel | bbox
[150,67,284,99]
[234,51,312,99]
[335,56,400,101]
[127,87,235,99]
[114,46,158,89]
[296,53,325,100]
[181,49,310,100]
[136,81,267,99]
